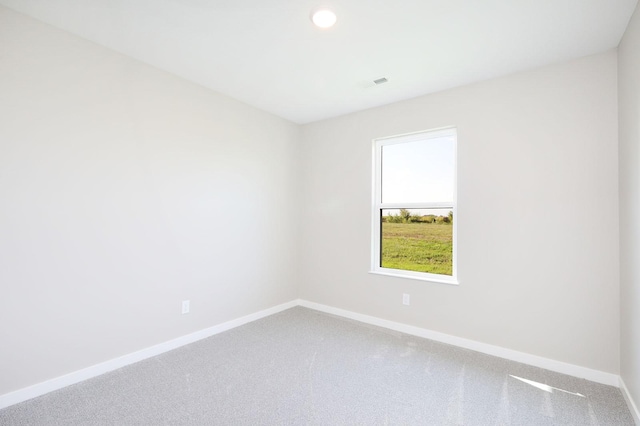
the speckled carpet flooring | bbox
[0,307,634,425]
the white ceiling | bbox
[1,0,637,124]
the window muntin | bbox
[372,128,457,284]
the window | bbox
[371,128,457,284]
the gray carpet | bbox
[0,307,634,425]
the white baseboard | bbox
[620,377,640,425]
[298,300,620,387]
[0,298,626,412]
[0,299,298,410]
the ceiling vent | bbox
[373,77,388,85]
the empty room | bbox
[1,0,639,424]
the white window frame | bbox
[370,127,458,285]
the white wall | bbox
[299,51,620,374]
[0,0,628,404]
[0,6,299,396]
[619,2,640,411]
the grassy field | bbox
[381,222,453,275]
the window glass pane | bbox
[381,136,454,203]
[380,208,453,276]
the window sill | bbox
[369,269,459,286]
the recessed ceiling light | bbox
[311,9,337,28]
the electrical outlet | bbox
[182,300,190,314]
[402,293,410,306]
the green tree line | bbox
[382,209,453,224]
